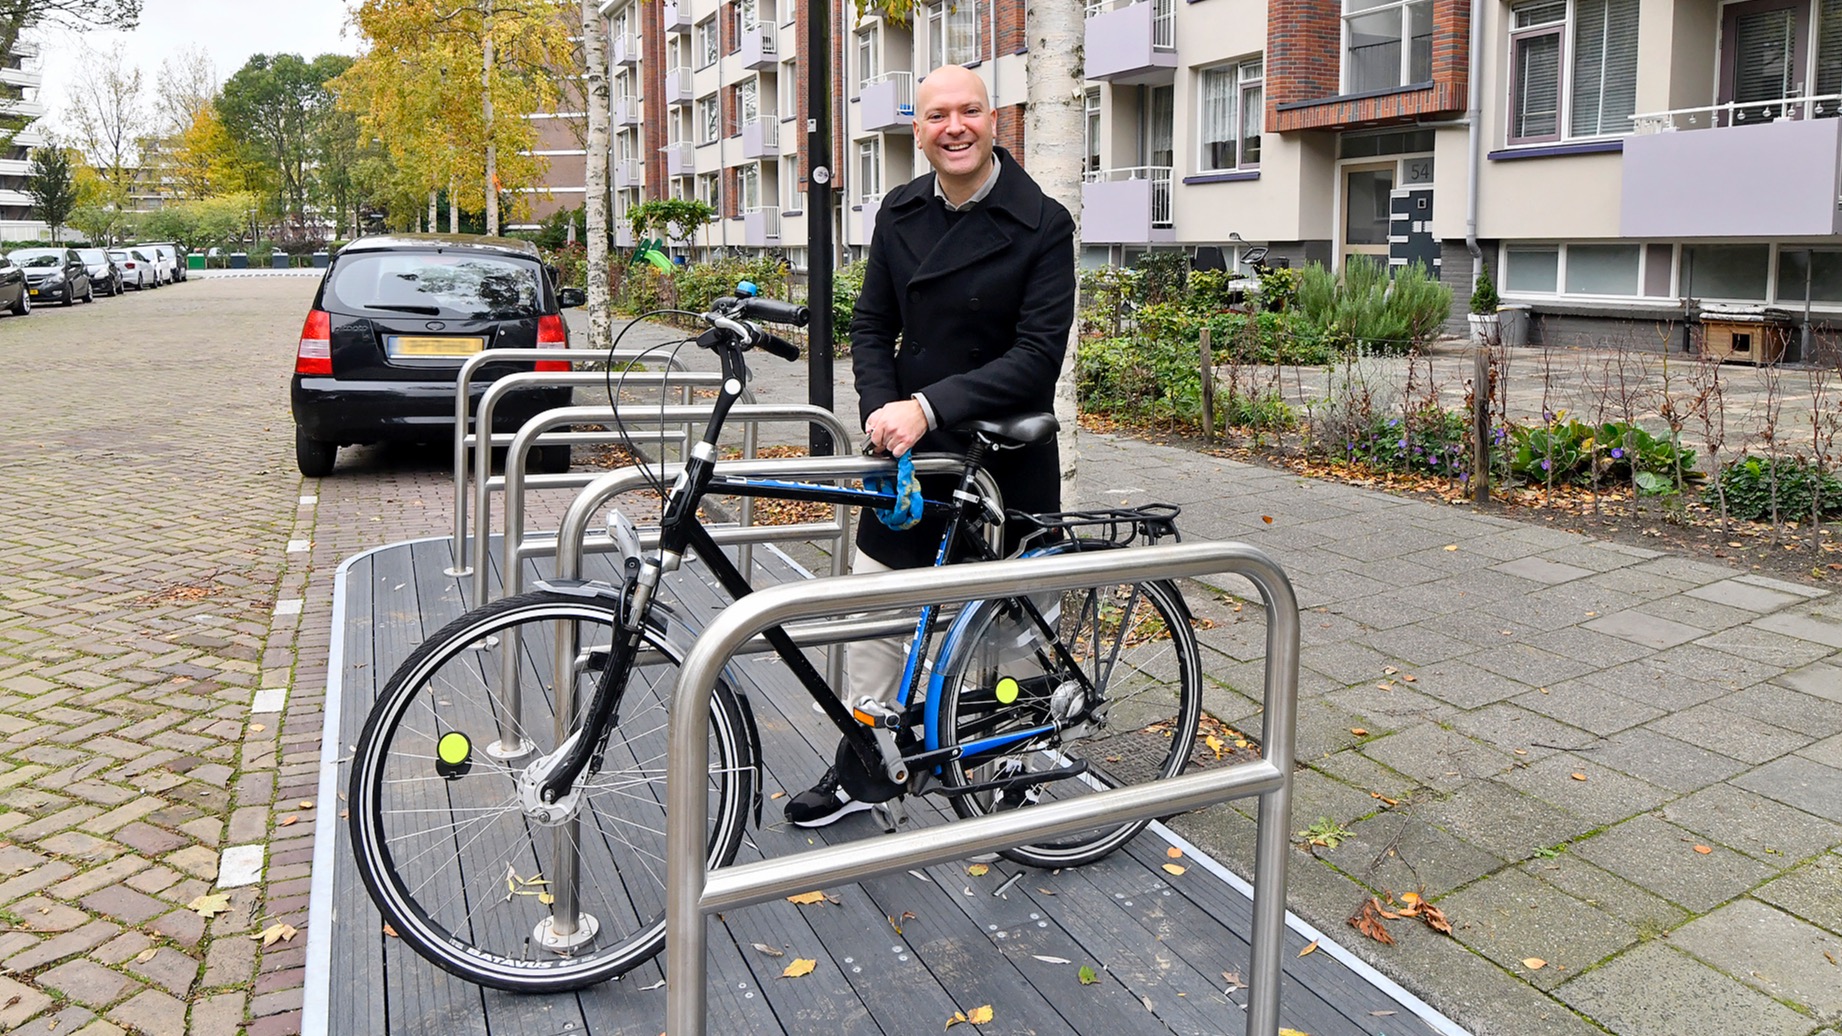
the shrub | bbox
[1354,406,1471,477]
[1470,267,1499,315]
[832,259,867,349]
[541,242,587,290]
[1506,415,1702,494]
[1293,260,1452,353]
[1711,456,1842,521]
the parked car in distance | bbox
[289,233,587,478]
[77,248,123,297]
[108,248,157,290]
[137,242,186,283]
[0,254,29,316]
[7,248,94,306]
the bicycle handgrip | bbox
[738,297,810,327]
[756,332,803,362]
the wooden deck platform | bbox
[304,535,1469,1036]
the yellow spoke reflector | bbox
[437,731,473,767]
[994,677,1020,705]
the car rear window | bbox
[325,252,543,319]
[79,249,107,264]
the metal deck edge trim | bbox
[1149,821,1475,1036]
[301,536,452,1036]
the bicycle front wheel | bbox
[934,569,1201,868]
[348,590,755,992]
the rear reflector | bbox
[296,309,332,375]
[536,314,569,371]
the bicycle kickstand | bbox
[872,798,909,834]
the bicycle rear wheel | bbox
[348,590,755,991]
[933,566,1201,868]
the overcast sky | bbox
[34,0,359,134]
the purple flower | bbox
[1543,410,1556,423]
[1540,459,1551,471]
[1611,447,1625,459]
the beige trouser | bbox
[845,551,912,708]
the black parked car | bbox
[77,248,123,297]
[0,254,29,317]
[7,248,94,306]
[290,234,586,478]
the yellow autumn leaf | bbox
[1166,847,1183,859]
[1522,957,1547,970]
[945,1010,967,1030]
[189,893,231,918]
[1281,1029,1314,1036]
[1299,940,1319,957]
[967,1005,994,1024]
[257,922,298,947]
[280,815,298,826]
[781,958,816,978]
[1162,863,1186,876]
[786,891,828,905]
[967,863,990,877]
[1204,734,1225,759]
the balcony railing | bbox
[860,71,915,132]
[666,65,693,105]
[1084,0,1174,48]
[615,94,642,126]
[613,32,639,67]
[663,140,695,177]
[743,205,781,244]
[1081,166,1174,244]
[663,0,692,33]
[615,158,644,188]
[741,21,778,70]
[1082,0,1177,80]
[1084,166,1172,226]
[1631,94,1842,133]
[742,115,779,159]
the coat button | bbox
[969,297,982,311]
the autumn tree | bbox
[26,138,79,241]
[335,0,575,235]
[67,41,149,199]
[217,53,350,232]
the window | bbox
[858,138,882,201]
[857,29,878,88]
[1198,59,1262,171]
[1145,84,1174,168]
[1778,249,1842,303]
[1084,88,1101,174]
[738,78,759,127]
[739,162,761,210]
[1564,244,1640,295]
[697,17,718,66]
[698,95,720,143]
[1685,244,1770,300]
[1507,0,1638,144]
[1343,0,1431,94]
[783,154,802,208]
[1501,243,1648,297]
[926,1,980,68]
[1504,247,1559,293]
[779,58,798,114]
[738,0,759,30]
[698,172,721,209]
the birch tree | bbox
[67,42,148,201]
[1025,0,1086,499]
[582,0,612,348]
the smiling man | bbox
[784,64,1078,828]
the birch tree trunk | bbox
[582,0,612,349]
[1026,0,1086,504]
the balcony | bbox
[0,96,45,120]
[664,141,695,177]
[0,67,38,89]
[1081,167,1174,244]
[743,205,781,245]
[1622,98,1842,238]
[1083,0,1176,83]
[666,65,693,106]
[612,32,639,68]
[740,21,778,71]
[860,72,914,133]
[741,115,779,160]
[663,0,691,33]
[615,158,645,189]
[858,192,883,245]
[615,94,642,127]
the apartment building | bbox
[0,35,49,239]
[592,0,1027,266]
[1084,0,1842,345]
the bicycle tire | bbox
[931,549,1202,868]
[349,590,755,991]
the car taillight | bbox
[296,310,332,375]
[536,314,569,371]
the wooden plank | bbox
[331,555,389,1036]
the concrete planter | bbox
[1468,312,1499,343]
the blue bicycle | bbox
[347,293,1203,991]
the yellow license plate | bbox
[391,335,485,357]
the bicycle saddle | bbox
[959,413,1059,448]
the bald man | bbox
[785,65,1077,828]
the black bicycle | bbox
[347,291,1204,991]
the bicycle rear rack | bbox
[663,542,1301,1036]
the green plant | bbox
[832,258,868,351]
[1256,264,1300,313]
[1507,416,1702,493]
[1292,260,1452,353]
[1297,817,1354,849]
[1710,455,1842,522]
[1470,267,1499,315]
[625,198,718,249]
[1218,390,1296,432]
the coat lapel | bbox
[909,208,1013,287]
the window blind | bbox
[1571,0,1639,136]
[1514,31,1562,138]
[1819,0,1842,105]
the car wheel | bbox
[84,282,95,303]
[8,289,26,316]
[63,284,74,305]
[531,443,572,474]
[296,428,338,478]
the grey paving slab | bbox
[1734,573,1833,599]
[1361,724,1520,790]
[1627,593,1762,635]
[1465,641,1600,687]
[1536,542,1650,574]
[1753,852,1842,937]
[1315,811,1507,901]
[1582,609,1709,649]
[1412,778,1598,863]
[1420,606,1546,649]
[1648,701,1819,765]
[1800,732,1842,768]
[1685,577,1811,613]
[1722,682,1842,739]
[1511,678,1665,737]
[1397,657,1531,709]
[1696,623,1842,669]
[1776,659,1842,704]
[1446,702,1599,760]
[1499,754,1676,827]
[1491,557,1594,585]
[1735,755,1842,819]
[1591,726,1752,794]
[1671,899,1842,1017]
[1518,853,1691,932]
[1552,941,1811,1036]
[1299,640,1400,686]
[1578,565,1700,603]
[1641,642,1789,694]
[1753,604,1842,649]
[1323,683,1460,729]
[1628,555,1751,585]
[1356,624,1479,666]
[1308,747,1426,804]
[1437,868,1638,991]
[1661,783,1842,863]
[1571,814,1774,914]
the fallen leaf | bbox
[781,958,816,979]
[1522,957,1547,970]
[1349,898,1395,945]
[752,942,784,957]
[189,893,231,918]
[1299,940,1319,957]
[1513,748,1529,756]
[1444,544,1459,551]
[280,815,298,826]
[1141,995,1154,1011]
[1350,727,1369,737]
[299,800,314,809]
[1376,681,1394,691]
[1370,1010,1396,1017]
[257,922,297,947]
[1693,845,1713,855]
[1205,734,1225,758]
[1162,863,1186,876]
[1262,515,1274,524]
[967,863,990,877]
[1221,970,1247,991]
[1032,955,1071,965]
[786,891,828,905]
[1571,772,1588,782]
[1382,665,1399,675]
[945,1011,967,1030]
[1399,891,1421,905]
[1281,1029,1313,1036]
[1402,674,1416,683]
[1078,964,1098,985]
[249,723,265,733]
[1166,847,1183,859]
[132,948,158,964]
[1825,950,1838,966]
[967,1006,993,1024]
[771,791,785,800]
[1419,902,1453,934]
[382,923,398,938]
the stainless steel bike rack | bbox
[663,542,1301,1036]
[447,348,701,577]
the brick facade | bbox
[641,0,668,197]
[1267,0,1469,133]
[994,0,1026,55]
[996,103,1026,168]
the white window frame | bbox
[698,171,721,209]
[1497,241,1651,298]
[697,17,719,67]
[698,94,720,143]
[857,28,879,89]
[1196,58,1263,172]
[779,58,798,115]
[738,0,759,31]
[739,77,760,125]
[783,154,802,208]
[1083,87,1101,175]
[739,162,761,210]
[1505,0,1640,146]
[926,1,980,68]
[857,138,882,201]
[1341,0,1432,95]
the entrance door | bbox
[1720,0,1809,123]
[1342,163,1395,271]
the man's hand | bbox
[864,399,929,457]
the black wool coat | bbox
[850,146,1078,568]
